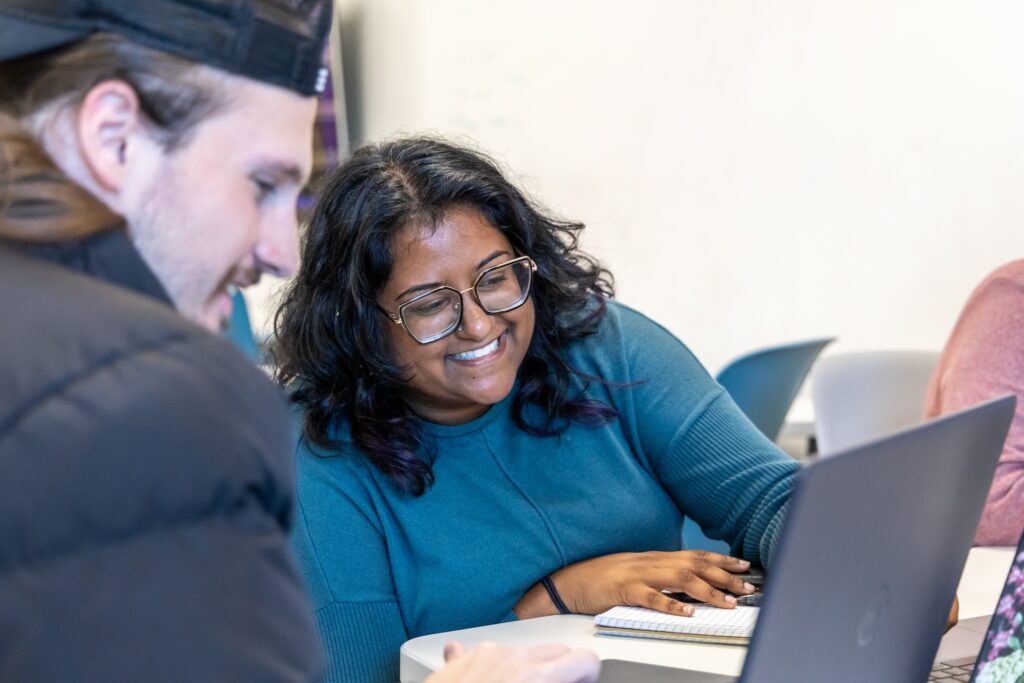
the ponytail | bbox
[0,113,120,242]
[0,31,231,243]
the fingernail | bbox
[725,595,737,605]
[743,582,755,593]
[738,559,751,568]
[683,604,694,616]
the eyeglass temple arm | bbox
[375,302,404,325]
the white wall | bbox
[254,0,1023,376]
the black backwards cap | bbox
[0,0,333,96]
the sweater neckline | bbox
[418,384,518,438]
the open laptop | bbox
[927,528,1024,682]
[599,394,1016,682]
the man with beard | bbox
[0,3,598,681]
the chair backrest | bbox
[224,290,261,363]
[716,337,835,442]
[811,350,940,456]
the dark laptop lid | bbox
[740,395,1015,683]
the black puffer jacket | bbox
[0,230,324,682]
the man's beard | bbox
[128,181,227,331]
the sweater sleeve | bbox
[928,269,1024,546]
[291,448,408,683]
[603,305,799,565]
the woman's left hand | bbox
[514,549,755,619]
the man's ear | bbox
[75,80,144,194]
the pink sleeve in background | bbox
[924,260,1024,546]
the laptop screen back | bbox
[739,396,1015,683]
[971,538,1024,683]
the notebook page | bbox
[594,605,759,637]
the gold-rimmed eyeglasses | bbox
[378,256,537,345]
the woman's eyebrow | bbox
[476,250,510,270]
[394,251,512,302]
[395,281,443,302]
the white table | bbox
[400,546,1015,682]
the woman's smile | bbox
[447,331,506,365]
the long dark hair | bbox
[273,137,617,495]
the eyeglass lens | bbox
[401,259,533,343]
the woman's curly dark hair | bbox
[273,137,617,495]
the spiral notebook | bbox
[594,605,759,646]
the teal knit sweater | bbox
[291,302,798,681]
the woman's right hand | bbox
[515,550,757,619]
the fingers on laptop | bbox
[663,568,756,609]
[547,549,753,617]
[633,587,700,616]
[607,550,753,614]
[648,550,755,606]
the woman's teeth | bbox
[451,336,500,361]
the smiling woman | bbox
[375,207,538,424]
[275,137,618,495]
[272,137,799,682]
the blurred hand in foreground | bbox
[424,641,600,683]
